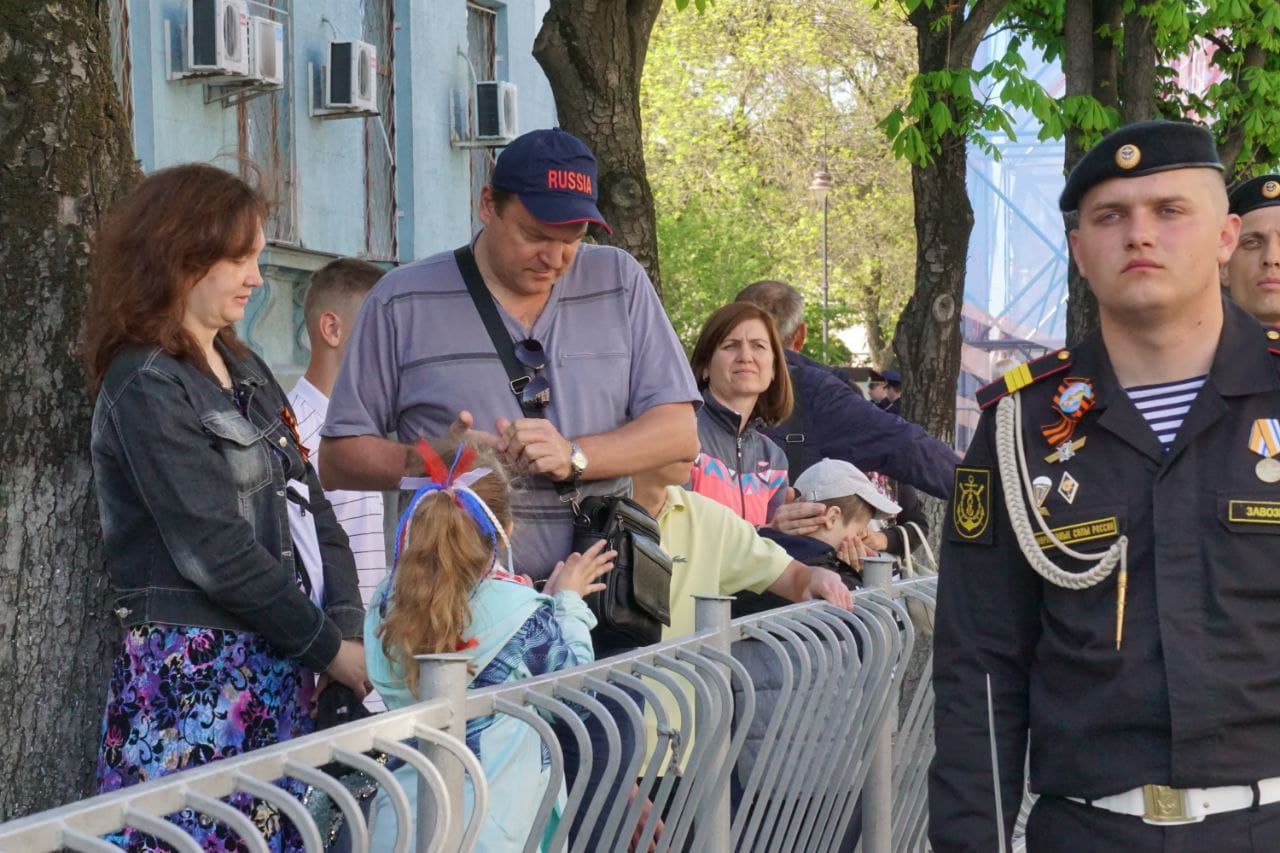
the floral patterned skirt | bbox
[96,624,316,852]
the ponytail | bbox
[378,445,511,698]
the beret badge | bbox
[1263,180,1280,200]
[1114,144,1141,170]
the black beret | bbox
[1059,120,1222,212]
[1229,175,1280,217]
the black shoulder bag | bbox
[453,246,672,655]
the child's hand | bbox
[858,529,890,553]
[544,539,617,598]
[837,533,876,569]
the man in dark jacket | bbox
[932,120,1280,851]
[735,280,957,508]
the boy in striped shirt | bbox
[288,258,388,707]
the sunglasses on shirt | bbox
[509,338,551,410]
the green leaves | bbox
[646,0,917,352]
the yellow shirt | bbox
[642,486,793,770]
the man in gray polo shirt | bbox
[319,128,700,580]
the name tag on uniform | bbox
[1033,516,1120,550]
[1226,500,1280,524]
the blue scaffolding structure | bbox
[957,41,1067,450]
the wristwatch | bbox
[567,441,589,481]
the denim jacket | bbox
[90,342,363,672]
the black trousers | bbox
[1027,796,1280,852]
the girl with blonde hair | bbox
[365,442,613,851]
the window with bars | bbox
[237,3,294,243]
[467,1,498,235]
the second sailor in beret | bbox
[1224,174,1280,326]
[931,120,1280,850]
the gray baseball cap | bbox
[793,458,901,518]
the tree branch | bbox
[953,0,1013,68]
[1202,32,1233,56]
[628,0,667,74]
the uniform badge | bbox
[951,467,993,542]
[1114,143,1141,170]
[1041,377,1094,462]
[1247,418,1280,482]
[1265,180,1280,200]
[1033,475,1052,515]
[1057,471,1079,504]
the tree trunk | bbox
[895,142,969,446]
[533,0,665,295]
[0,3,137,819]
[1120,6,1156,123]
[894,0,1005,446]
[1063,0,1100,346]
[1090,0,1121,109]
[1063,0,1124,346]
[861,263,890,368]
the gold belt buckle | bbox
[1141,784,1199,825]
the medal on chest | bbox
[1042,377,1094,464]
[1248,418,1280,483]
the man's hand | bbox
[496,417,574,481]
[802,567,853,610]
[771,500,828,536]
[445,410,502,450]
[628,784,663,852]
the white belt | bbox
[1067,778,1280,825]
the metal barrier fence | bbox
[0,573,937,852]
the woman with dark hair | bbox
[85,163,367,850]
[687,301,794,525]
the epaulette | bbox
[1267,326,1280,357]
[976,348,1074,410]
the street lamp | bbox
[808,166,834,361]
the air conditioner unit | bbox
[475,81,518,140]
[249,16,284,87]
[325,40,377,112]
[186,0,250,77]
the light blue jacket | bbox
[365,572,595,851]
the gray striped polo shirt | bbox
[323,240,700,579]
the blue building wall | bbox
[118,0,556,381]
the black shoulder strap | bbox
[454,244,544,418]
[454,244,578,500]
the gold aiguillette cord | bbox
[1114,565,1128,650]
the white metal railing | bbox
[0,571,937,852]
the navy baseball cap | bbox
[491,128,612,233]
[881,369,902,386]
